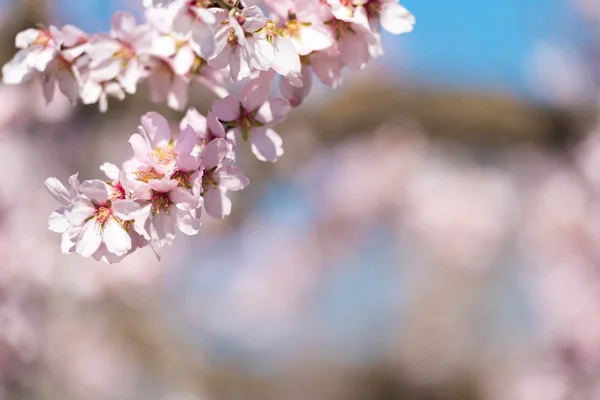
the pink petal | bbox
[241,76,271,112]
[49,210,69,233]
[87,39,121,62]
[151,212,176,246]
[175,208,201,235]
[2,50,36,84]
[242,6,267,31]
[112,199,140,220]
[45,177,71,205]
[111,12,137,41]
[90,58,122,82]
[167,75,189,111]
[216,166,249,191]
[271,37,301,77]
[255,98,291,125]
[56,67,79,103]
[280,66,312,107]
[102,218,132,256]
[151,35,177,58]
[34,47,55,72]
[170,187,201,211]
[202,138,228,169]
[173,45,195,76]
[119,58,141,94]
[175,125,197,155]
[337,33,370,71]
[381,3,415,35]
[250,127,284,162]
[80,179,110,203]
[180,107,207,133]
[177,152,201,172]
[133,184,153,202]
[149,178,179,193]
[208,42,231,69]
[212,94,241,122]
[76,219,103,257]
[67,200,95,225]
[129,133,152,164]
[61,25,88,47]
[204,187,232,219]
[206,111,226,138]
[99,163,120,181]
[61,225,81,254]
[191,22,216,59]
[141,111,171,145]
[15,29,40,49]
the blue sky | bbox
[394,0,574,97]
[46,0,579,99]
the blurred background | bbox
[2,0,600,399]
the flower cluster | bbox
[46,110,248,263]
[2,0,414,262]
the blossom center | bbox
[202,169,218,191]
[134,168,165,183]
[113,43,135,61]
[110,182,127,200]
[325,19,356,40]
[172,170,192,189]
[152,145,177,166]
[190,56,207,75]
[95,201,113,225]
[231,107,262,141]
[151,191,171,215]
[33,31,53,48]
[263,20,282,44]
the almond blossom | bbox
[59,179,139,259]
[3,25,88,103]
[200,139,249,219]
[86,12,152,95]
[212,76,290,162]
[132,178,202,249]
[266,0,334,56]
[180,107,235,161]
[209,6,273,81]
[2,0,415,263]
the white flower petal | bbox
[76,219,102,257]
[102,218,132,256]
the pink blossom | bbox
[132,178,202,249]
[127,111,200,177]
[2,27,60,82]
[180,108,235,161]
[87,12,152,95]
[48,179,140,261]
[200,138,249,219]
[209,6,270,81]
[266,0,334,56]
[212,77,290,162]
[15,0,418,264]
[2,25,88,103]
